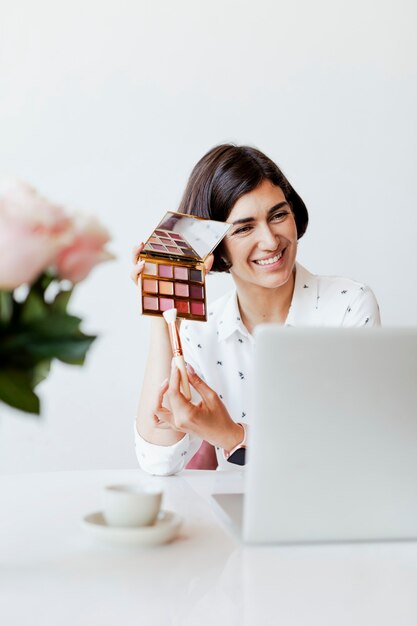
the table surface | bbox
[1,468,417,626]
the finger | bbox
[167,360,191,413]
[154,408,171,424]
[204,253,214,273]
[186,363,217,405]
[131,260,145,284]
[132,242,145,263]
[153,411,174,429]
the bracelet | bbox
[224,423,247,465]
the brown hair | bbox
[177,144,309,272]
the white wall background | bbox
[0,0,416,473]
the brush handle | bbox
[174,355,191,400]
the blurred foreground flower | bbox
[0,179,115,414]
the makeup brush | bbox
[162,308,192,400]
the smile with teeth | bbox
[254,250,284,266]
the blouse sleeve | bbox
[134,424,202,476]
[342,285,381,327]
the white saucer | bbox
[81,510,183,546]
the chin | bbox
[263,263,295,284]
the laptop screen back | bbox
[243,326,417,543]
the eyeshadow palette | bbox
[139,211,231,322]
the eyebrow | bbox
[230,201,289,226]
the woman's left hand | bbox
[156,360,244,452]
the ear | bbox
[204,254,214,272]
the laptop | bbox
[212,326,417,544]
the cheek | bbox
[290,226,298,243]
[283,217,298,242]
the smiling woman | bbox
[222,181,298,329]
[132,144,381,476]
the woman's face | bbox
[223,179,298,291]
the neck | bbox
[235,269,296,334]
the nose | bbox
[257,223,279,251]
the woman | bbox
[132,144,380,475]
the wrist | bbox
[223,422,246,456]
[223,422,247,465]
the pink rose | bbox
[55,214,114,283]
[0,179,72,290]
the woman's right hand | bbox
[131,242,145,284]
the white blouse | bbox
[135,263,381,475]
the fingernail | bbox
[186,363,195,376]
[137,260,144,267]
[160,377,168,388]
[171,358,177,370]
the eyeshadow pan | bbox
[174,266,188,280]
[143,278,158,293]
[170,233,184,241]
[158,264,173,278]
[167,246,180,253]
[160,238,171,244]
[189,284,204,300]
[159,281,174,295]
[155,230,166,236]
[175,300,190,314]
[191,301,205,317]
[143,296,159,311]
[159,297,174,312]
[175,283,189,297]
[143,262,157,276]
[190,269,203,282]
[150,243,166,251]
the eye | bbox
[270,210,289,222]
[232,225,253,236]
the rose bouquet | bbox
[0,179,114,415]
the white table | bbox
[1,469,417,626]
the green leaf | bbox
[23,333,96,364]
[0,369,40,415]
[32,360,52,387]
[51,289,73,313]
[0,291,13,324]
[20,289,47,324]
[29,313,83,336]
[0,331,96,363]
[51,335,96,364]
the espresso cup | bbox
[102,484,163,527]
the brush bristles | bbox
[162,308,178,324]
